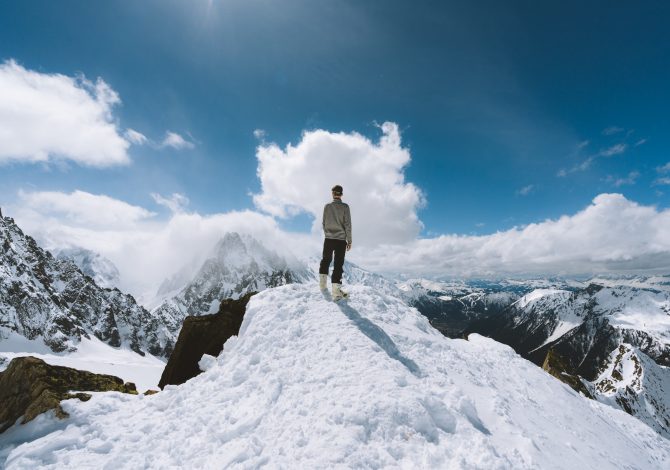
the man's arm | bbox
[322,205,326,232]
[344,205,352,249]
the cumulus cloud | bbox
[355,194,670,277]
[160,131,195,150]
[252,122,425,246]
[151,192,190,213]
[0,60,130,167]
[16,190,155,229]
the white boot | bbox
[332,283,348,301]
[319,274,328,290]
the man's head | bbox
[331,185,343,199]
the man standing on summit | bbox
[319,185,352,301]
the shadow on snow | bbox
[322,291,423,378]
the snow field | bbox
[3,284,670,469]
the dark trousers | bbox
[319,238,347,284]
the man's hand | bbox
[346,242,352,251]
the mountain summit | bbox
[5,284,669,468]
[151,232,310,320]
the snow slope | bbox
[3,284,669,469]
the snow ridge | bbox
[4,284,669,469]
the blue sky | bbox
[2,1,670,289]
[1,0,668,233]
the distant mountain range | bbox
[2,210,668,439]
[402,277,670,438]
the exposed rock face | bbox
[0,356,137,433]
[541,349,592,398]
[158,293,255,389]
[0,214,174,356]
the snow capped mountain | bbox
[591,343,670,438]
[4,284,669,468]
[54,247,121,289]
[451,282,670,439]
[0,214,172,357]
[151,232,311,322]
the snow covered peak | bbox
[592,344,670,438]
[514,288,571,309]
[7,284,670,468]
[210,232,288,273]
[54,247,121,289]
[150,232,311,323]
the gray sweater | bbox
[322,199,352,244]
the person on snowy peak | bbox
[319,185,352,300]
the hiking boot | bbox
[319,274,328,290]
[332,283,348,301]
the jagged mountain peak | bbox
[209,232,288,273]
[54,247,121,289]
[0,213,171,356]
[151,232,311,322]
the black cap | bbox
[331,185,343,195]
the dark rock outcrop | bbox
[541,349,593,398]
[158,292,255,389]
[0,356,137,433]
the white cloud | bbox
[558,156,594,176]
[516,184,535,196]
[605,171,639,187]
[252,122,425,246]
[0,60,130,167]
[599,143,627,157]
[657,162,670,173]
[151,192,190,213]
[8,188,670,298]
[253,129,267,140]
[160,131,195,150]
[8,191,312,298]
[634,138,647,147]
[558,143,627,176]
[125,129,148,145]
[355,194,670,277]
[602,126,624,135]
[16,190,155,229]
[653,177,670,186]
